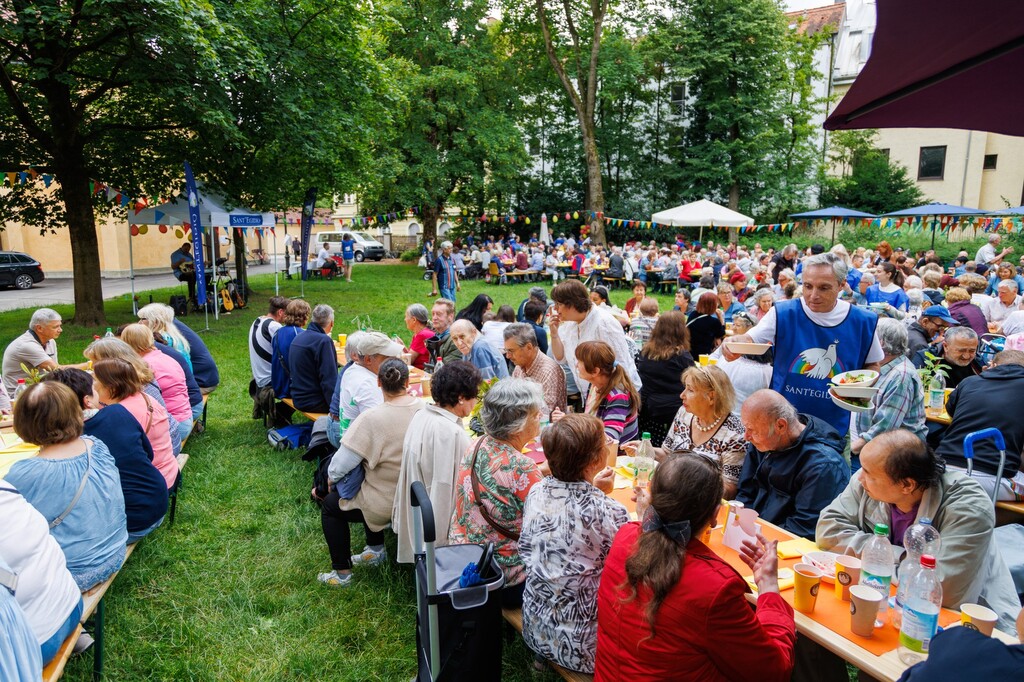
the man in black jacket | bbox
[737,389,850,539]
[287,304,337,414]
[937,349,1024,501]
[907,306,958,360]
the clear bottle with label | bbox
[12,378,27,404]
[894,519,941,629]
[898,554,942,665]
[927,374,946,410]
[634,432,654,488]
[104,327,114,338]
[860,523,894,626]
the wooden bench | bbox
[996,500,1024,526]
[280,397,327,422]
[41,624,83,682]
[168,452,189,526]
[501,608,593,682]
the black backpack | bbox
[170,295,188,317]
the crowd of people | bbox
[5,229,1024,679]
[0,304,220,674]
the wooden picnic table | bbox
[924,405,951,425]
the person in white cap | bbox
[335,331,404,441]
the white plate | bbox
[830,384,879,399]
[723,342,772,355]
[830,369,879,387]
[829,388,873,413]
[803,551,840,584]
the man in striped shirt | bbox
[429,241,461,303]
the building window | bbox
[878,148,890,160]
[918,146,947,180]
[848,31,863,65]
[984,154,998,170]
[670,83,685,116]
[528,137,540,156]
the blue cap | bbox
[920,306,959,325]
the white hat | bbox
[359,331,403,358]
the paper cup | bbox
[421,374,432,399]
[849,584,884,637]
[605,439,619,468]
[960,603,998,636]
[834,556,861,601]
[698,354,711,366]
[793,563,823,614]
[337,333,347,346]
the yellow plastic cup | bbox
[698,354,710,367]
[337,333,347,346]
[793,563,823,614]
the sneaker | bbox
[351,546,387,567]
[317,570,353,587]
[73,632,95,654]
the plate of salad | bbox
[830,370,880,398]
[829,387,873,413]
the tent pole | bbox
[931,221,937,250]
[831,218,836,247]
[274,225,279,296]
[213,227,220,322]
[128,223,137,314]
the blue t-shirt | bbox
[467,339,509,381]
[6,437,127,590]
[84,405,168,534]
[865,284,910,311]
[341,239,355,260]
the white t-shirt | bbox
[557,306,641,395]
[480,321,510,358]
[0,485,81,644]
[748,299,884,364]
[316,246,332,268]
[338,363,383,435]
[976,243,997,265]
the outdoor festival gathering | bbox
[3,0,1024,680]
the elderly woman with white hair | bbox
[448,378,546,608]
[402,303,434,370]
[849,318,927,471]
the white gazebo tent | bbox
[651,199,754,243]
[129,189,276,318]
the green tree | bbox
[0,0,389,325]
[358,0,527,245]
[821,130,927,214]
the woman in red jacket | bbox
[594,454,796,682]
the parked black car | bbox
[0,251,45,289]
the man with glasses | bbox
[503,323,565,414]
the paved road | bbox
[0,262,280,313]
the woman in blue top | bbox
[271,299,310,398]
[866,262,910,313]
[43,369,169,544]
[341,233,355,282]
[7,382,127,591]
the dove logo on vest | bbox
[789,341,843,380]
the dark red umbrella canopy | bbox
[824,0,1024,136]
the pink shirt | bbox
[119,392,179,488]
[142,348,191,423]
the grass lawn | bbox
[4,265,675,682]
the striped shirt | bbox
[249,316,281,388]
[590,387,639,445]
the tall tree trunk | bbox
[233,231,249,302]
[582,120,606,244]
[728,181,740,244]
[56,159,106,327]
[422,204,442,244]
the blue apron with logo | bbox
[771,300,877,437]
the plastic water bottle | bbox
[104,327,114,338]
[898,554,943,665]
[860,523,894,626]
[12,379,27,404]
[635,432,654,488]
[927,374,946,410]
[894,519,941,629]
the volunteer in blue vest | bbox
[341,233,356,282]
[429,241,461,303]
[723,252,882,438]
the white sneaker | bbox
[351,546,387,567]
[317,570,353,587]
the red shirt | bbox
[595,523,796,682]
[410,328,435,370]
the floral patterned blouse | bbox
[519,478,630,673]
[661,407,747,486]
[448,435,543,586]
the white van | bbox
[314,231,386,262]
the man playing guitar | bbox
[170,242,197,302]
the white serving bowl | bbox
[829,388,873,413]
[830,369,879,387]
[723,341,772,355]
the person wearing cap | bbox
[817,429,1020,633]
[334,331,404,441]
[729,270,752,304]
[450,320,508,381]
[849,319,927,472]
[907,306,959,359]
[429,241,461,303]
[287,304,338,414]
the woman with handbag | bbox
[317,358,424,587]
[6,381,128,591]
[448,379,545,608]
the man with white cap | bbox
[336,331,404,441]
[429,241,461,303]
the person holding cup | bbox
[595,453,796,682]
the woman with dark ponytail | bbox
[594,454,796,682]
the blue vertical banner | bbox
[300,187,317,281]
[183,161,206,305]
